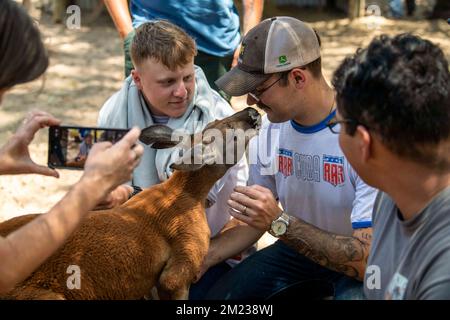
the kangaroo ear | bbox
[139,125,180,149]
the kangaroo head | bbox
[139,107,261,172]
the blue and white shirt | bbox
[248,111,377,236]
[130,0,240,57]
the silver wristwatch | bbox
[269,211,290,237]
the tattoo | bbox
[280,217,371,280]
[359,231,372,243]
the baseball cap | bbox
[215,16,321,97]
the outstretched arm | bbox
[232,0,264,67]
[228,184,372,280]
[280,220,371,280]
[241,0,264,35]
[0,118,143,294]
[104,0,133,39]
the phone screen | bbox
[48,126,129,170]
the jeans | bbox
[206,240,364,300]
[189,262,232,300]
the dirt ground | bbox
[0,0,449,222]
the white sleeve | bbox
[247,122,278,199]
[349,166,378,229]
[207,155,248,205]
[205,156,249,237]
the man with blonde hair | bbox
[97,20,252,299]
[104,0,264,98]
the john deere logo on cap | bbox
[277,55,291,68]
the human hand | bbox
[227,185,282,231]
[94,184,133,210]
[81,127,144,198]
[193,260,210,284]
[0,110,61,177]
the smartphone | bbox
[48,125,129,170]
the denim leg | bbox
[189,262,232,300]
[205,240,340,300]
[333,276,365,300]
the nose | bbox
[173,81,187,98]
[246,93,258,106]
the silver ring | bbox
[242,206,247,216]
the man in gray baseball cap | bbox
[216,16,321,97]
[203,17,378,300]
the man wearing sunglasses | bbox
[204,17,378,300]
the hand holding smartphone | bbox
[48,126,130,170]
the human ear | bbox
[291,69,306,88]
[131,70,143,90]
[356,125,372,162]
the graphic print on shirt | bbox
[277,149,345,186]
[278,148,293,178]
[294,153,321,182]
[385,272,408,300]
[323,155,345,187]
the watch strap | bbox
[129,185,143,199]
[269,211,290,237]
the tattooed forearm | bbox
[280,217,372,280]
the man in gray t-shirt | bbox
[366,190,450,299]
[331,33,450,299]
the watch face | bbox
[272,220,287,236]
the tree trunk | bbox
[348,0,365,20]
